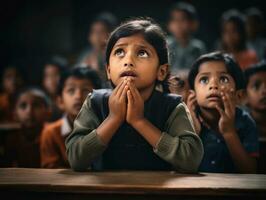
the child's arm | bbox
[66,81,128,171]
[215,87,257,173]
[186,90,201,135]
[127,83,203,173]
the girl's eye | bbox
[220,76,229,84]
[138,50,149,58]
[199,77,208,84]
[114,49,125,57]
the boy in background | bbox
[40,67,102,168]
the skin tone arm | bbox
[126,80,162,148]
[96,80,128,144]
[216,87,257,173]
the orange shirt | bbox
[234,50,258,70]
[40,118,70,168]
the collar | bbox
[61,115,72,137]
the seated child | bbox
[0,66,24,122]
[66,18,203,172]
[42,60,66,121]
[244,60,266,137]
[168,69,190,102]
[40,67,102,168]
[3,88,51,167]
[187,51,259,173]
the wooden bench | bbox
[0,168,265,199]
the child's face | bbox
[59,77,93,118]
[169,73,190,102]
[106,34,167,91]
[15,92,49,128]
[246,71,266,112]
[168,10,192,39]
[89,22,109,50]
[2,68,23,94]
[194,61,236,109]
[43,65,60,95]
[222,21,240,48]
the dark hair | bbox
[221,9,247,51]
[244,60,266,84]
[105,18,170,92]
[15,87,51,108]
[91,12,118,33]
[57,67,102,95]
[245,7,264,22]
[169,2,198,21]
[188,51,245,90]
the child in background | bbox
[168,69,190,103]
[187,52,259,173]
[42,60,66,121]
[167,2,206,72]
[245,7,266,60]
[219,9,258,70]
[77,12,118,82]
[66,18,203,172]
[244,60,266,137]
[0,66,24,122]
[40,67,102,168]
[3,88,51,167]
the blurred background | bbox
[1,0,265,85]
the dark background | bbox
[1,0,265,85]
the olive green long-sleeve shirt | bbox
[66,93,203,172]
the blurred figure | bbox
[245,7,266,60]
[167,2,206,72]
[218,9,258,70]
[42,57,67,121]
[244,60,266,137]
[168,69,190,102]
[3,88,51,167]
[0,66,24,122]
[77,12,118,82]
[40,67,102,168]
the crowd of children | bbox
[0,2,265,174]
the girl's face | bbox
[106,34,168,91]
[194,61,236,109]
[222,21,241,48]
[247,71,266,112]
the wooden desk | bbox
[0,168,265,199]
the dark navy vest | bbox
[90,89,182,170]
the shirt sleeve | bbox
[154,102,204,173]
[241,113,259,157]
[65,95,106,171]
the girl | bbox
[66,18,203,172]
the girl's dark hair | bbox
[188,51,245,90]
[221,9,247,51]
[105,18,170,92]
[244,60,266,84]
[57,67,102,95]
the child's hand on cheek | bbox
[108,79,128,124]
[186,90,201,135]
[126,79,144,126]
[215,87,236,137]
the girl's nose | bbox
[124,63,133,67]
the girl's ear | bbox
[105,64,111,80]
[157,64,169,81]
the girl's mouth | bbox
[120,71,137,77]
